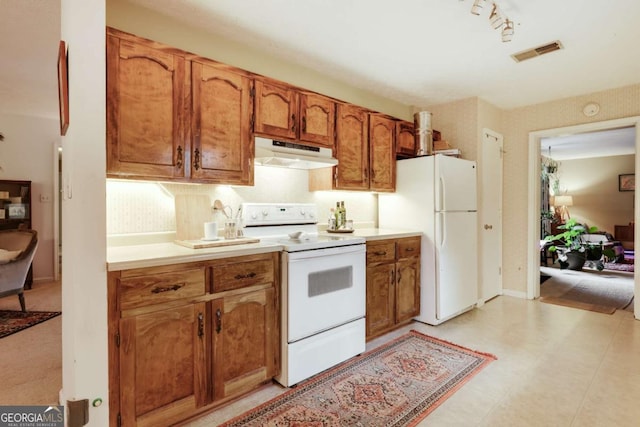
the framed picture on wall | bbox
[57,40,69,136]
[619,174,635,192]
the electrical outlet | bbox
[40,194,52,203]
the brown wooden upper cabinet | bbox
[254,80,335,148]
[334,104,370,190]
[396,120,416,158]
[190,59,253,185]
[107,31,189,180]
[369,114,396,192]
[310,106,398,192]
[107,28,253,185]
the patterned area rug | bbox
[220,330,496,426]
[0,310,61,339]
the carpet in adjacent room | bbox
[0,310,61,339]
[219,330,496,427]
[540,267,634,314]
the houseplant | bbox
[544,218,614,270]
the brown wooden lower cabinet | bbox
[366,236,420,340]
[108,252,279,427]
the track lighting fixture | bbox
[489,4,503,29]
[470,0,486,15]
[502,19,514,42]
[470,1,514,42]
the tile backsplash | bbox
[107,166,378,236]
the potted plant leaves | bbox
[544,218,614,270]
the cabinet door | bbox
[119,302,206,427]
[396,257,420,324]
[299,92,335,147]
[191,61,253,184]
[106,33,188,180]
[369,115,396,192]
[365,262,395,339]
[254,80,298,140]
[396,120,416,157]
[335,104,369,190]
[212,288,278,402]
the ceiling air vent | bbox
[511,41,564,63]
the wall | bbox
[106,0,413,121]
[60,0,108,425]
[107,166,377,238]
[503,83,640,294]
[422,97,480,161]
[557,154,635,233]
[0,113,57,281]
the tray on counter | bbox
[326,229,355,234]
[175,237,259,249]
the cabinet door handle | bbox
[374,251,387,256]
[151,284,183,294]
[176,146,183,168]
[194,148,201,171]
[216,308,222,334]
[197,312,204,338]
[234,272,257,280]
[390,269,395,285]
[302,116,307,133]
[291,114,296,132]
[397,270,402,283]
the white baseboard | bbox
[502,289,528,299]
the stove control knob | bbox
[262,210,268,217]
[251,213,257,219]
[308,212,315,219]
[300,209,306,216]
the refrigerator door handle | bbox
[438,176,445,212]
[438,212,446,248]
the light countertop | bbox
[107,240,283,272]
[107,228,422,271]
[349,228,422,241]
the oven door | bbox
[285,244,366,343]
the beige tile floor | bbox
[184,295,640,427]
[3,281,639,426]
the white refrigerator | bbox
[379,154,478,325]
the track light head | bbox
[502,19,514,42]
[471,0,486,15]
[489,4,503,29]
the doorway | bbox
[527,117,640,319]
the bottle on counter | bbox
[335,202,342,229]
[328,208,336,230]
[340,201,347,229]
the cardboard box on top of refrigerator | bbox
[434,140,451,151]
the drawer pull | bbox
[151,284,183,294]
[197,312,204,338]
[216,308,222,334]
[405,247,415,252]
[234,272,257,280]
[373,251,387,256]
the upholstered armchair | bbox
[0,229,38,312]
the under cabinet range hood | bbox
[254,136,338,170]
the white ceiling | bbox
[2,0,640,119]
[541,127,636,161]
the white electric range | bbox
[241,203,366,387]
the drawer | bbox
[120,267,206,310]
[212,255,275,292]
[397,237,421,258]
[366,241,396,264]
